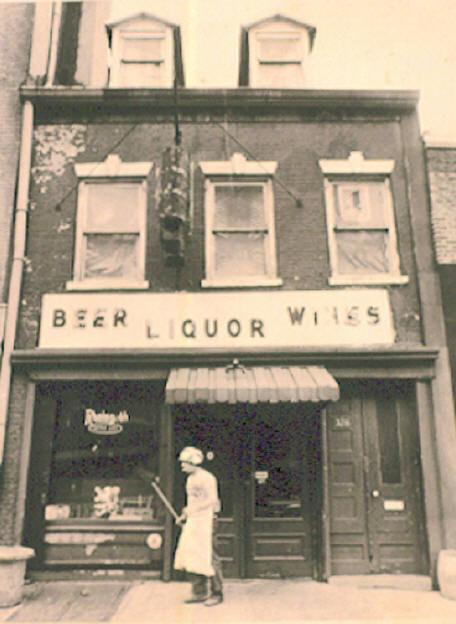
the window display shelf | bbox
[45,519,163,531]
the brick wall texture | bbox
[427,147,456,264]
[17,112,423,348]
[0,3,34,299]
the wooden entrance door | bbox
[244,405,319,578]
[174,404,321,579]
[326,386,428,575]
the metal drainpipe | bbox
[0,99,34,465]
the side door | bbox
[327,387,428,575]
[364,394,428,573]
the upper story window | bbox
[200,153,282,288]
[68,155,153,291]
[240,15,316,88]
[319,151,408,286]
[106,13,184,88]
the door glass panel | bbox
[376,398,401,484]
[254,414,302,517]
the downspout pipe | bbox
[0,100,34,465]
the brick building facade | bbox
[1,1,456,586]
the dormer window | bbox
[106,13,184,88]
[240,15,316,88]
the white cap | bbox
[179,446,204,465]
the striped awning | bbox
[165,365,339,404]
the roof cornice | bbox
[20,87,419,114]
[11,346,438,371]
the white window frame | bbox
[319,151,408,286]
[200,153,282,288]
[109,17,174,88]
[249,22,309,88]
[67,155,153,291]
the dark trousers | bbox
[189,517,223,598]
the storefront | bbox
[14,289,437,581]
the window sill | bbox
[328,275,409,286]
[201,277,283,289]
[66,280,150,291]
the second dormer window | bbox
[254,31,305,87]
[107,14,177,88]
[244,15,316,88]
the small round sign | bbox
[146,533,163,550]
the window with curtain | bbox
[332,181,393,276]
[319,152,407,285]
[72,182,147,288]
[81,183,143,280]
[201,153,280,287]
[70,155,152,290]
[204,181,279,286]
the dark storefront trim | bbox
[11,346,438,380]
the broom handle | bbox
[151,480,180,521]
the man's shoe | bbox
[204,594,223,607]
[184,595,208,604]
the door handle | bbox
[371,489,381,498]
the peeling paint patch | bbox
[32,125,86,190]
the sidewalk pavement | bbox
[3,579,456,623]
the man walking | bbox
[174,446,224,607]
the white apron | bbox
[174,468,218,577]
[174,507,214,576]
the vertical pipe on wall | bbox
[0,100,34,467]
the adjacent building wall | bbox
[427,145,456,401]
[0,2,34,301]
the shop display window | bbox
[46,382,162,524]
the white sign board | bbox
[39,289,395,349]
